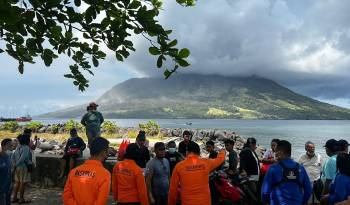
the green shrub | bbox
[1,121,19,132]
[64,120,83,132]
[127,130,138,138]
[102,121,119,135]
[26,121,43,132]
[50,124,60,134]
[139,120,160,136]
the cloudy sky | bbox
[2,0,350,116]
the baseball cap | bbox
[324,139,338,151]
[89,102,98,107]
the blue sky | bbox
[2,0,350,116]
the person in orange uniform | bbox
[63,137,111,205]
[168,141,225,205]
[112,143,149,205]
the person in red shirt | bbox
[112,143,149,205]
[168,141,225,205]
[62,137,111,205]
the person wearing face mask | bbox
[62,137,111,205]
[0,139,12,205]
[146,142,170,205]
[298,141,323,204]
[165,141,183,175]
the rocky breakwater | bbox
[28,127,265,188]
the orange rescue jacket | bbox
[62,160,111,205]
[112,159,149,205]
[168,150,225,205]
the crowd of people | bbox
[0,103,350,205]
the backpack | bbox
[272,161,302,189]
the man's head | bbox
[305,141,315,156]
[182,130,191,143]
[17,134,30,146]
[224,139,235,152]
[324,139,338,156]
[206,141,215,153]
[244,138,257,150]
[167,141,177,154]
[23,128,32,137]
[154,142,166,158]
[124,143,140,161]
[336,153,350,176]
[187,141,200,156]
[338,139,349,153]
[70,128,78,138]
[1,138,12,152]
[271,139,280,152]
[88,102,98,111]
[90,137,110,161]
[136,131,146,147]
[275,140,292,161]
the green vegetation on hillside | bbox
[40,74,350,120]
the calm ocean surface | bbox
[35,118,350,159]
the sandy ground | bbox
[20,186,117,205]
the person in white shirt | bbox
[298,141,323,204]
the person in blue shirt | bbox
[261,140,312,205]
[58,128,86,178]
[321,139,339,196]
[326,153,350,205]
[0,138,12,205]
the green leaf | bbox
[0,49,4,53]
[83,33,89,39]
[64,74,74,78]
[178,48,190,58]
[74,0,81,7]
[178,59,190,67]
[168,39,177,47]
[18,61,24,74]
[149,47,160,55]
[92,57,98,67]
[157,55,163,68]
[129,0,141,9]
[164,69,172,79]
[115,52,123,61]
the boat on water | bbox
[0,116,32,122]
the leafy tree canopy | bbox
[0,0,194,91]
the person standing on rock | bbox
[63,137,111,205]
[178,130,192,157]
[81,102,104,147]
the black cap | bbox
[324,139,338,151]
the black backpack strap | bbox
[271,161,303,189]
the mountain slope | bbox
[40,74,350,119]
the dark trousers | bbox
[154,195,168,205]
